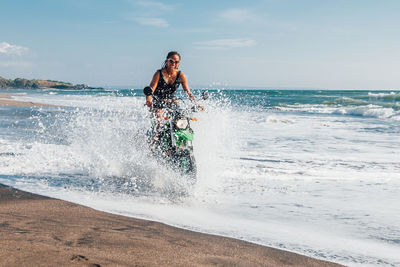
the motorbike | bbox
[143,87,206,182]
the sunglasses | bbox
[167,59,180,65]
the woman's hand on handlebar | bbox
[191,104,204,112]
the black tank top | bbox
[153,69,181,101]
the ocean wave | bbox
[333,105,398,119]
[368,91,400,100]
[265,115,295,124]
[276,104,400,120]
[323,96,368,106]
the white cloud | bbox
[0,42,28,56]
[126,1,174,27]
[135,1,172,11]
[133,17,169,27]
[194,38,257,50]
[219,8,261,23]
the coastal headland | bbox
[0,184,342,266]
[0,76,102,90]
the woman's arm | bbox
[181,73,204,110]
[146,71,160,107]
[180,73,195,101]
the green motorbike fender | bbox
[174,129,194,147]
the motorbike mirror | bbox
[143,86,153,96]
[201,91,209,100]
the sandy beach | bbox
[0,93,57,107]
[0,184,342,267]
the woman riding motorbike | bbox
[145,51,199,113]
[144,51,203,151]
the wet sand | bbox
[0,93,57,107]
[0,184,342,267]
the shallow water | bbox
[1,88,399,266]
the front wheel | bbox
[174,151,196,182]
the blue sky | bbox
[1,0,399,89]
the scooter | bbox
[143,87,206,182]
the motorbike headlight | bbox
[176,119,188,129]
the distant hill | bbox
[0,76,102,90]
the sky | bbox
[1,0,400,90]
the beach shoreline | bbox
[0,184,342,266]
[0,93,58,107]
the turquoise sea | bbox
[1,88,399,266]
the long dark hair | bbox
[161,51,181,69]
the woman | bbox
[144,51,201,152]
[145,51,198,112]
